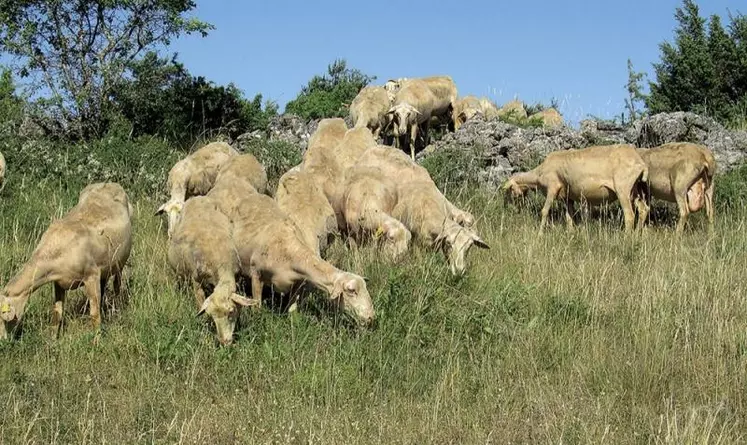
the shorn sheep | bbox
[232,193,375,325]
[350,86,391,139]
[0,183,133,340]
[157,141,238,238]
[503,144,648,232]
[168,195,253,345]
[636,142,716,232]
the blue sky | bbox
[172,0,744,125]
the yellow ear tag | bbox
[374,226,384,240]
[1,303,10,313]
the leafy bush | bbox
[714,164,747,212]
[284,59,374,120]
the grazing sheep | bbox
[502,144,648,232]
[392,181,489,276]
[0,151,5,192]
[341,165,411,260]
[303,118,349,203]
[207,175,262,223]
[157,141,238,238]
[276,168,338,255]
[168,196,253,345]
[498,100,527,120]
[529,108,564,128]
[479,97,500,121]
[0,183,133,340]
[384,79,438,160]
[232,193,375,325]
[350,86,391,139]
[356,146,475,228]
[213,153,268,196]
[636,142,716,232]
[454,96,483,130]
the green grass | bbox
[0,172,746,444]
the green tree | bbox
[115,52,277,145]
[647,0,714,115]
[624,59,647,122]
[285,59,374,120]
[0,0,213,138]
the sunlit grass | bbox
[0,172,745,443]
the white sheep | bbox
[341,164,411,260]
[636,142,716,232]
[0,183,133,340]
[232,193,375,325]
[350,86,391,139]
[168,195,253,345]
[384,79,438,160]
[503,144,649,231]
[157,141,239,238]
[391,180,489,276]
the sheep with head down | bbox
[0,182,133,340]
[232,193,375,325]
[168,195,254,345]
[156,141,238,238]
[350,85,391,140]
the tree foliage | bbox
[115,52,277,145]
[647,0,747,125]
[0,0,213,137]
[624,59,647,122]
[284,59,374,120]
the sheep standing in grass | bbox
[168,196,254,345]
[232,193,375,325]
[157,141,238,238]
[350,86,391,139]
[502,144,648,232]
[636,142,716,232]
[356,146,475,228]
[392,181,489,276]
[341,165,411,260]
[384,79,438,160]
[0,183,133,340]
[302,118,349,204]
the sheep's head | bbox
[437,224,490,276]
[455,108,481,131]
[197,284,254,346]
[385,104,420,138]
[0,295,25,340]
[452,209,475,228]
[330,272,375,326]
[155,199,184,238]
[502,178,529,200]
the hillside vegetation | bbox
[0,141,745,444]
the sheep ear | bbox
[230,293,254,307]
[473,235,490,250]
[197,297,211,317]
[155,203,167,216]
[501,180,513,191]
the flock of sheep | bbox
[0,75,717,345]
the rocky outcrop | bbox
[238,114,319,153]
[421,112,747,188]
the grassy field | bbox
[0,173,745,444]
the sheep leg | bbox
[619,194,636,232]
[51,283,65,339]
[705,178,715,230]
[674,193,690,234]
[540,186,561,232]
[83,271,103,340]
[409,124,418,160]
[250,268,263,309]
[634,195,650,231]
[564,200,575,229]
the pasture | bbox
[0,162,744,444]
